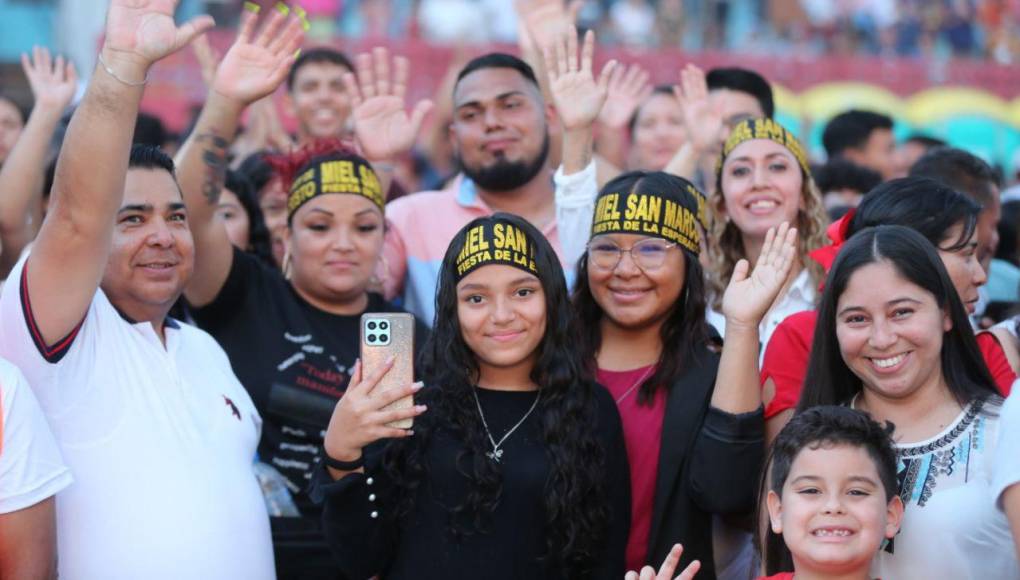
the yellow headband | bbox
[287,157,384,219]
[454,219,539,280]
[590,179,708,255]
[719,118,811,178]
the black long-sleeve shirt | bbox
[311,384,631,579]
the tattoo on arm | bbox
[198,133,229,206]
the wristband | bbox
[97,52,149,87]
[322,448,364,471]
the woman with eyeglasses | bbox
[572,170,798,578]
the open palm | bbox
[721,222,798,327]
[543,29,616,132]
[22,47,77,111]
[345,48,433,161]
[104,0,213,66]
[211,8,304,105]
[598,64,652,130]
[675,64,723,154]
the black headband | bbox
[287,156,384,220]
[454,218,539,281]
[590,178,708,255]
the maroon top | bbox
[598,365,664,571]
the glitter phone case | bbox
[360,313,415,429]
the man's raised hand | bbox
[211,6,304,107]
[343,47,434,162]
[102,0,215,73]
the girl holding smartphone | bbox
[316,213,630,579]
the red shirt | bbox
[597,365,665,571]
[761,310,1015,419]
[756,574,794,580]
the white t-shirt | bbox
[0,357,71,514]
[0,256,274,580]
[871,397,1020,580]
[993,386,1020,507]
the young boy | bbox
[759,406,904,580]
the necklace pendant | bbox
[486,448,504,462]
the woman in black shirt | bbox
[316,213,630,579]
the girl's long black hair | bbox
[383,212,609,575]
[572,171,710,404]
[798,225,998,411]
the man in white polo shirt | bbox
[0,357,72,579]
[0,1,301,578]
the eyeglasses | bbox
[586,237,677,271]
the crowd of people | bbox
[188,0,1020,61]
[1,1,1020,579]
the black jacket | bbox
[645,342,765,579]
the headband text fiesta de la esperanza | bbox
[287,158,385,217]
[455,222,538,279]
[591,191,702,255]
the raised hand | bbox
[102,0,215,70]
[21,46,78,111]
[516,0,584,54]
[542,27,617,132]
[624,544,701,580]
[191,33,221,87]
[323,358,426,463]
[343,47,434,162]
[598,63,652,130]
[721,222,798,328]
[673,64,724,155]
[211,6,304,106]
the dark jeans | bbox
[271,516,346,580]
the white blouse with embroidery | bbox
[871,396,1020,580]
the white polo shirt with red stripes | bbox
[0,255,274,580]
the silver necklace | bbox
[614,365,656,404]
[472,387,542,463]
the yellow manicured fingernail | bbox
[275,2,290,16]
[294,48,302,58]
[243,1,261,13]
[295,7,311,31]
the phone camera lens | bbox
[379,334,388,343]
[367,321,377,330]
[379,321,389,330]
[367,334,377,343]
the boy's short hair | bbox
[759,406,899,575]
[822,110,894,158]
[706,67,774,118]
[769,406,898,500]
[286,47,355,92]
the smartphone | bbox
[360,312,415,429]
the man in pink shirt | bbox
[382,53,566,324]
